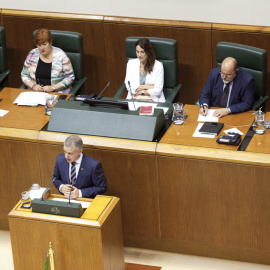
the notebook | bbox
[198,122,224,136]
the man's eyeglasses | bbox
[220,71,235,77]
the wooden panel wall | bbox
[2,10,270,109]
[0,139,40,230]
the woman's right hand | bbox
[32,84,44,92]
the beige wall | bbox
[1,0,270,27]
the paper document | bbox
[29,187,47,200]
[14,92,56,106]
[197,109,219,122]
[52,198,91,209]
[192,123,216,138]
[128,101,158,111]
[0,109,9,117]
[223,128,243,135]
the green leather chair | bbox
[114,37,182,103]
[216,42,267,110]
[196,42,268,110]
[0,27,11,90]
[21,30,87,95]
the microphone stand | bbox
[128,81,136,111]
[97,81,111,100]
[41,177,56,202]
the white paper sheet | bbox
[0,109,9,117]
[223,128,243,135]
[14,92,57,106]
[52,198,91,209]
[192,123,216,138]
[197,109,219,122]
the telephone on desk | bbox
[216,132,242,146]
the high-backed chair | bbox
[0,27,11,90]
[114,37,182,103]
[216,42,267,110]
[21,30,87,95]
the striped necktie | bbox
[219,83,230,108]
[70,162,76,186]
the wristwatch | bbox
[141,90,145,96]
[52,85,56,92]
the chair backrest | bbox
[33,30,84,81]
[125,37,178,92]
[0,26,8,74]
[216,42,267,101]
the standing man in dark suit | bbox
[53,135,107,199]
[199,57,255,117]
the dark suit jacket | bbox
[199,67,255,113]
[53,153,107,198]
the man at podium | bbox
[53,135,107,199]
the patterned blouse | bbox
[21,46,75,93]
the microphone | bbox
[41,177,57,202]
[128,81,136,111]
[97,81,111,100]
[68,185,74,206]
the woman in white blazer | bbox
[124,38,165,102]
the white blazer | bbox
[124,58,165,102]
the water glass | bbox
[172,102,186,125]
[45,94,57,115]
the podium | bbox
[8,194,125,270]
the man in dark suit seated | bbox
[199,57,255,118]
[53,135,107,199]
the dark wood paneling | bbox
[103,23,212,104]
[38,143,63,194]
[212,30,270,110]
[90,148,160,238]
[2,15,108,95]
[0,139,40,230]
[157,155,270,252]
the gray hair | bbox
[64,135,83,151]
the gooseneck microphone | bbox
[41,177,57,202]
[68,185,74,206]
[128,81,136,111]
[97,81,111,100]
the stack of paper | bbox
[14,92,49,106]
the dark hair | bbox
[34,28,52,45]
[135,38,156,73]
[65,135,83,151]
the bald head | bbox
[220,57,238,83]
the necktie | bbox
[219,83,230,108]
[70,162,76,186]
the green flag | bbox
[44,255,49,270]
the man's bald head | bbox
[220,57,238,83]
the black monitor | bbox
[83,98,129,110]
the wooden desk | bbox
[161,104,254,150]
[8,195,124,270]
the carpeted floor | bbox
[125,263,161,270]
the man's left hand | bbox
[213,108,230,118]
[63,187,79,199]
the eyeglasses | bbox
[220,71,235,77]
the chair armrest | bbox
[69,77,87,95]
[0,70,11,85]
[114,83,126,99]
[252,96,269,110]
[165,84,182,103]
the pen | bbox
[202,105,205,113]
